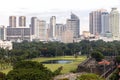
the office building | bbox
[19,16,26,27]
[9,16,16,27]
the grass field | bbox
[0,63,12,74]
[32,56,86,73]
[0,67,12,74]
[0,56,86,74]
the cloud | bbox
[0,0,119,33]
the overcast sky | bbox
[0,0,119,33]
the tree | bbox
[53,66,63,76]
[58,78,69,80]
[80,40,91,55]
[0,72,6,80]
[6,61,54,80]
[115,56,120,64]
[76,73,105,80]
[91,51,104,62]
[109,69,119,80]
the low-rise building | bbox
[6,27,31,42]
[0,40,12,50]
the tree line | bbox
[0,40,120,69]
[0,40,120,79]
[1,40,120,67]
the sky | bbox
[0,0,119,34]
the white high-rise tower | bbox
[109,8,119,39]
[50,16,56,39]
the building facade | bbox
[9,16,16,27]
[89,9,107,35]
[30,17,40,39]
[55,24,64,41]
[109,8,119,38]
[61,30,74,43]
[6,27,31,42]
[49,16,56,39]
[39,20,47,41]
[101,12,109,36]
[66,13,80,38]
[0,26,6,40]
[19,16,26,27]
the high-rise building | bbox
[39,20,47,41]
[89,9,107,35]
[19,16,26,27]
[66,13,80,38]
[31,17,37,35]
[31,17,48,41]
[56,24,65,41]
[109,8,119,38]
[9,16,16,27]
[101,12,109,36]
[49,16,56,39]
[0,25,6,40]
[31,17,40,39]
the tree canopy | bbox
[91,51,104,61]
[76,73,105,80]
[6,61,61,80]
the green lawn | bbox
[0,63,12,74]
[32,56,86,73]
[0,67,12,74]
[0,56,86,74]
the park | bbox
[0,56,86,74]
[32,56,86,73]
[0,40,120,79]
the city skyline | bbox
[0,0,119,34]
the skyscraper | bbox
[9,16,16,27]
[101,12,109,36]
[66,13,80,38]
[109,8,119,38]
[19,16,26,27]
[39,20,47,41]
[30,17,39,39]
[89,9,107,35]
[50,16,56,39]
[56,24,64,40]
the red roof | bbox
[98,60,110,65]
